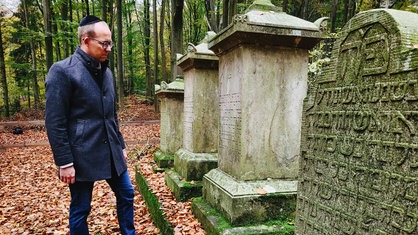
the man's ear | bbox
[81,36,90,47]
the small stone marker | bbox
[165,32,219,201]
[154,78,184,167]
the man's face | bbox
[85,22,112,62]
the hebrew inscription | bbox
[297,10,418,235]
[183,95,193,149]
[219,92,242,156]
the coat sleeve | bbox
[45,63,74,166]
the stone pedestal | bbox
[154,78,184,169]
[195,0,324,228]
[165,33,220,201]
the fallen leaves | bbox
[256,188,268,195]
[134,150,206,234]
[0,146,71,234]
[0,96,205,235]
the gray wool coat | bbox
[45,47,127,181]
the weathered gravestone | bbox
[297,9,418,235]
[154,78,184,168]
[165,32,219,201]
[195,0,324,227]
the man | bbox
[45,15,136,235]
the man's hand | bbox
[60,166,76,184]
[123,149,128,159]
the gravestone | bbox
[154,78,184,168]
[196,0,324,227]
[296,9,418,235]
[165,32,220,201]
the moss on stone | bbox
[135,166,174,235]
[192,197,295,235]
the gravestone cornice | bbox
[208,3,325,55]
[319,9,418,85]
[177,52,219,72]
[177,31,219,72]
[340,9,418,52]
[155,78,184,97]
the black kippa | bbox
[79,15,103,26]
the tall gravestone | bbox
[154,78,184,168]
[200,0,323,226]
[165,32,220,201]
[297,9,418,235]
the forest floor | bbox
[0,96,206,235]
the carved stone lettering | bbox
[296,9,418,235]
[183,95,193,149]
[219,93,242,158]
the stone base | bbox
[203,169,297,226]
[192,197,295,235]
[174,148,218,181]
[154,150,174,168]
[165,170,203,201]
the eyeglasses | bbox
[86,37,114,49]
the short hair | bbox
[77,24,96,44]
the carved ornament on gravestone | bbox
[297,9,418,235]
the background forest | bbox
[0,0,417,118]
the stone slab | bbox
[165,170,203,202]
[174,148,218,181]
[203,168,297,225]
[153,150,174,168]
[192,197,295,235]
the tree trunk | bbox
[104,0,116,95]
[222,0,229,29]
[125,1,134,94]
[171,0,183,81]
[372,0,380,8]
[330,0,339,33]
[144,0,152,97]
[159,0,168,82]
[23,1,35,108]
[0,20,9,117]
[302,0,309,20]
[205,0,219,32]
[348,0,356,20]
[60,1,70,58]
[101,0,107,21]
[116,0,124,106]
[153,0,159,111]
[43,0,53,70]
[343,0,349,25]
[53,12,61,62]
[188,0,207,44]
[283,0,288,12]
[30,41,39,107]
[84,0,90,15]
[69,0,75,53]
[228,0,236,23]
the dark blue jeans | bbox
[68,170,136,235]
